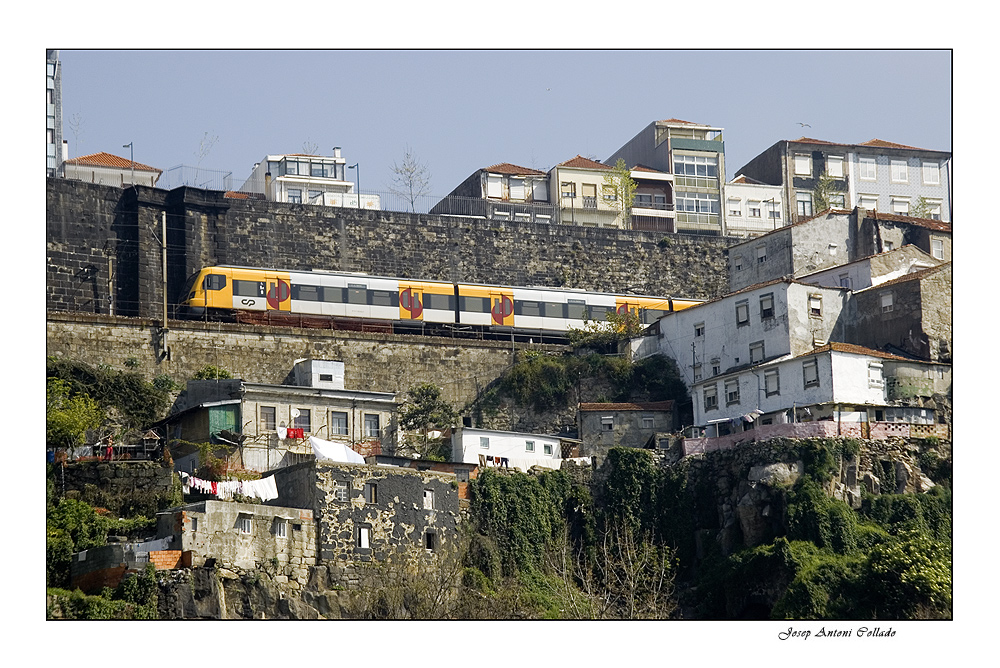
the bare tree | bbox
[301,139,320,155]
[193,131,219,187]
[388,146,432,212]
[68,113,84,156]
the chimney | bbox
[333,146,342,159]
[61,140,68,163]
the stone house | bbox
[365,454,479,502]
[577,400,678,461]
[605,118,727,235]
[267,460,461,563]
[161,359,398,473]
[844,263,952,363]
[726,208,951,292]
[735,137,952,224]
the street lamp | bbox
[123,142,134,186]
[348,162,360,209]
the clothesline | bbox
[180,472,279,501]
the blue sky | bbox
[59,49,952,202]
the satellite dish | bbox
[291,408,300,418]
[428,430,443,440]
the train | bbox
[178,265,701,337]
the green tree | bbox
[193,364,232,380]
[566,309,643,353]
[602,158,637,227]
[399,383,457,460]
[812,172,840,212]
[46,378,102,448]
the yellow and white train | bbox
[179,265,700,335]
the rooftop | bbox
[484,162,547,176]
[579,400,675,412]
[62,152,161,173]
[557,155,612,170]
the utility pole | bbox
[160,211,170,360]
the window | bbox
[756,246,767,264]
[931,239,944,260]
[859,156,877,180]
[748,201,761,218]
[839,274,852,289]
[479,436,490,449]
[292,284,321,301]
[239,517,252,535]
[891,197,909,215]
[674,154,718,178]
[924,199,942,220]
[287,188,302,204]
[922,161,940,185]
[425,531,437,552]
[234,280,265,297]
[703,385,718,411]
[356,526,370,549]
[204,274,227,291]
[891,160,908,183]
[525,440,535,452]
[308,190,323,203]
[829,193,846,209]
[642,415,655,429]
[260,406,276,431]
[750,341,765,364]
[796,192,813,218]
[333,482,349,502]
[582,183,597,209]
[561,182,575,198]
[693,365,702,382]
[364,482,378,504]
[827,155,844,178]
[760,294,774,319]
[883,241,894,251]
[676,192,720,214]
[603,186,618,202]
[543,443,553,455]
[880,292,893,313]
[276,520,287,538]
[695,322,705,337]
[764,369,780,396]
[728,198,741,216]
[364,414,380,438]
[330,411,348,436]
[191,517,198,532]
[423,489,435,510]
[601,416,614,431]
[734,256,743,271]
[736,301,749,326]
[803,359,819,388]
[768,204,781,220]
[859,194,878,211]
[712,359,721,376]
[794,153,811,176]
[868,362,884,388]
[725,380,740,405]
[809,294,823,317]
[294,409,311,433]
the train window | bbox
[234,280,265,297]
[567,301,587,320]
[517,301,542,317]
[589,305,612,321]
[203,274,227,291]
[348,284,367,305]
[426,294,454,311]
[460,296,490,313]
[371,290,397,307]
[543,302,565,318]
[292,285,322,301]
[322,287,345,303]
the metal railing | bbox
[159,164,236,191]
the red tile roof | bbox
[579,401,675,412]
[797,342,915,362]
[631,164,667,173]
[858,138,923,150]
[485,162,547,176]
[792,136,843,145]
[62,151,161,173]
[867,210,952,232]
[558,155,611,170]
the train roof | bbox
[198,265,694,302]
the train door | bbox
[265,272,291,311]
[399,285,424,321]
[490,291,514,326]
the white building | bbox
[723,175,784,238]
[61,152,162,188]
[645,278,849,390]
[689,342,950,439]
[451,427,563,471]
[796,245,941,291]
[239,149,380,209]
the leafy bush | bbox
[193,364,232,380]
